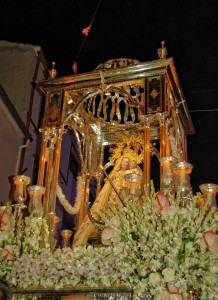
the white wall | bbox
[0,99,25,203]
[0,40,47,204]
[0,41,41,123]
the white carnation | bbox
[148,272,161,285]
[162,267,175,282]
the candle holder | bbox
[47,212,60,236]
[61,229,73,248]
[160,156,177,195]
[13,175,31,208]
[27,185,46,217]
[124,173,144,198]
[173,161,193,207]
[47,212,60,251]
[199,183,218,208]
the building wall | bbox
[0,40,47,204]
[0,98,25,203]
[0,41,42,123]
[21,54,46,181]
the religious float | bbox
[0,43,218,300]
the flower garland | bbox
[56,175,83,215]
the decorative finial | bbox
[48,61,58,78]
[157,41,168,59]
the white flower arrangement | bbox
[9,246,122,290]
[0,186,218,300]
[0,205,50,279]
[0,205,17,279]
[101,185,218,299]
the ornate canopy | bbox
[36,54,195,241]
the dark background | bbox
[0,0,218,193]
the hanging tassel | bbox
[82,25,91,36]
[72,0,102,74]
[72,61,78,75]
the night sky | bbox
[1,0,218,193]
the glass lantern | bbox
[160,156,177,195]
[47,212,60,237]
[124,173,144,199]
[13,175,31,208]
[199,183,218,208]
[27,185,46,217]
[61,229,73,248]
[47,212,60,251]
[173,161,193,206]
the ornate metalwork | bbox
[95,57,140,70]
[36,55,195,244]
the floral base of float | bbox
[0,185,218,300]
[11,289,199,300]
[12,287,134,300]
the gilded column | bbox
[160,113,172,158]
[49,127,64,214]
[76,171,87,229]
[37,130,47,186]
[142,116,150,193]
[43,140,55,217]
